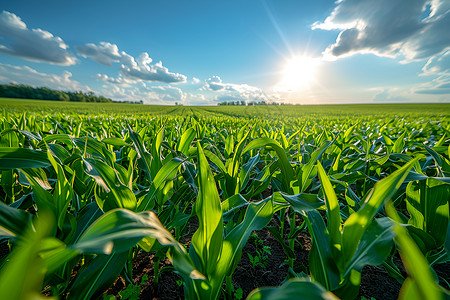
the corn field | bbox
[0,100,449,299]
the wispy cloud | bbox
[414,76,450,94]
[0,11,76,65]
[372,88,409,102]
[421,49,450,76]
[0,62,88,91]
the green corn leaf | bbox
[47,151,74,234]
[38,237,79,275]
[247,278,339,300]
[392,131,406,153]
[83,158,137,211]
[47,143,71,164]
[191,141,223,277]
[137,157,184,211]
[229,129,251,178]
[243,137,295,193]
[273,192,325,212]
[239,153,260,192]
[38,134,73,147]
[71,201,103,244]
[224,134,234,158]
[403,225,437,255]
[128,124,152,183]
[17,167,51,190]
[177,127,196,155]
[222,194,249,215]
[341,158,417,265]
[212,198,273,299]
[0,201,33,238]
[306,210,340,291]
[75,209,182,254]
[343,217,395,277]
[406,178,450,247]
[150,126,164,179]
[301,140,333,192]
[0,211,56,300]
[67,251,128,300]
[19,169,57,230]
[425,145,445,176]
[0,148,51,169]
[316,162,342,263]
[386,202,443,300]
[204,149,227,174]
[267,226,295,259]
[74,137,115,167]
[102,137,128,147]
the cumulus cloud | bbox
[96,76,188,104]
[204,76,267,102]
[0,11,76,65]
[0,62,88,91]
[205,76,226,91]
[76,41,187,83]
[95,73,131,86]
[144,85,186,102]
[205,76,262,94]
[313,0,450,61]
[120,52,187,83]
[75,42,122,66]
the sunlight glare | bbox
[276,56,320,92]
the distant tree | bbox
[0,84,113,103]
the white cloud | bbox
[413,76,450,94]
[422,49,450,76]
[204,76,267,102]
[313,0,450,61]
[0,62,88,91]
[372,88,409,102]
[185,93,212,105]
[205,76,226,91]
[96,78,188,104]
[95,73,131,86]
[120,53,187,83]
[0,11,76,65]
[75,42,122,66]
[144,85,186,102]
[76,41,187,83]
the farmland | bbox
[0,98,449,299]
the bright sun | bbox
[277,56,320,92]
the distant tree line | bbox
[114,100,144,104]
[218,100,283,106]
[0,84,112,103]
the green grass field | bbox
[0,98,449,299]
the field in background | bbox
[0,97,449,299]
[2,97,449,118]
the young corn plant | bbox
[301,159,418,298]
[173,142,274,300]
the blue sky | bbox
[0,0,449,105]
